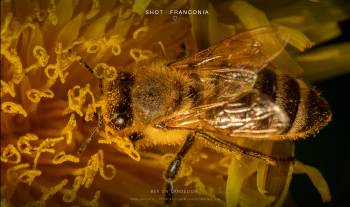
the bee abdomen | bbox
[254,68,278,100]
[286,81,331,136]
[254,69,331,137]
[254,69,300,132]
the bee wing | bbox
[161,90,290,139]
[169,26,287,73]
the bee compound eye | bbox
[129,132,143,142]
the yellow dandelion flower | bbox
[1,0,348,207]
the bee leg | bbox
[77,108,103,155]
[164,133,195,204]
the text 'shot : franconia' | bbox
[145,9,209,15]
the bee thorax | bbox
[132,78,183,122]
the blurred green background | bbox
[291,19,350,207]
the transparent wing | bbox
[160,90,290,139]
[193,67,258,100]
[169,26,286,73]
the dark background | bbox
[290,20,350,207]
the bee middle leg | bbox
[164,133,195,205]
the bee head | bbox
[103,71,137,135]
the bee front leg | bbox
[164,133,195,205]
[77,108,103,155]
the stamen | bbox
[129,48,153,62]
[1,144,21,164]
[1,102,28,117]
[52,152,80,164]
[61,114,77,144]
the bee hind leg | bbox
[164,133,195,205]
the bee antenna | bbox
[69,49,103,94]
[68,48,94,74]
[79,57,94,74]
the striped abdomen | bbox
[254,68,331,138]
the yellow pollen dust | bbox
[99,126,141,161]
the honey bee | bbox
[77,27,331,204]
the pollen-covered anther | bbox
[0,80,16,97]
[1,101,28,117]
[129,48,153,62]
[93,63,117,81]
[0,144,21,164]
[108,35,124,56]
[70,150,116,190]
[67,84,97,121]
[62,176,83,203]
[33,46,49,67]
[24,46,50,73]
[29,179,69,207]
[99,127,141,161]
[1,48,23,74]
[133,26,149,40]
[32,137,65,169]
[61,114,77,144]
[7,163,42,186]
[11,72,25,84]
[44,43,80,85]
[59,151,115,203]
[52,151,80,164]
[86,42,100,54]
[26,89,54,103]
[84,35,124,56]
[17,133,39,155]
